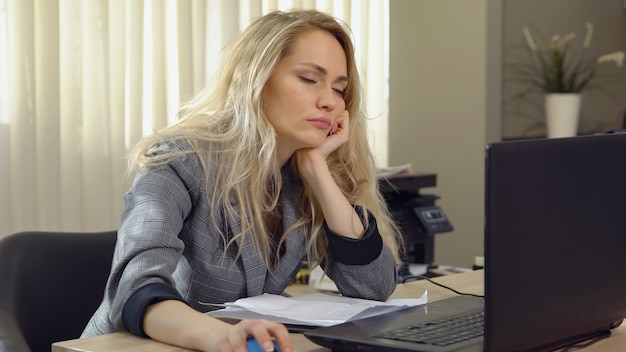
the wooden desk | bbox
[52,270,626,351]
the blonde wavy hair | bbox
[127,9,403,269]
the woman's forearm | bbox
[297,151,364,239]
[143,300,232,351]
[143,300,293,352]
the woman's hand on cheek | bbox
[296,110,349,182]
[319,109,349,157]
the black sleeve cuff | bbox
[122,282,186,337]
[324,206,384,265]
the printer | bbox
[378,173,453,278]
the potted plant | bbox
[509,22,624,138]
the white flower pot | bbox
[544,93,582,138]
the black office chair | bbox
[0,230,117,352]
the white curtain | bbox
[0,0,389,238]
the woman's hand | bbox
[201,318,292,352]
[319,109,350,158]
[297,109,349,180]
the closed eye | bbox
[300,75,345,97]
[299,76,317,84]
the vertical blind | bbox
[0,0,389,238]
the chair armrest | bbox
[0,308,31,352]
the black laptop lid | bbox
[484,133,626,351]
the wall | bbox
[388,0,502,268]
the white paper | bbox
[205,291,428,327]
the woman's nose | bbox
[317,87,337,111]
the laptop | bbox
[304,132,626,351]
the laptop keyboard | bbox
[374,311,484,346]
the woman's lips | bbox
[307,117,331,130]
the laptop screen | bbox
[484,133,626,351]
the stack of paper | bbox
[204,291,427,327]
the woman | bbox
[82,9,403,352]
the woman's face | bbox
[262,30,348,163]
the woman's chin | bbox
[299,135,327,149]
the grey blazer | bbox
[82,149,397,337]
